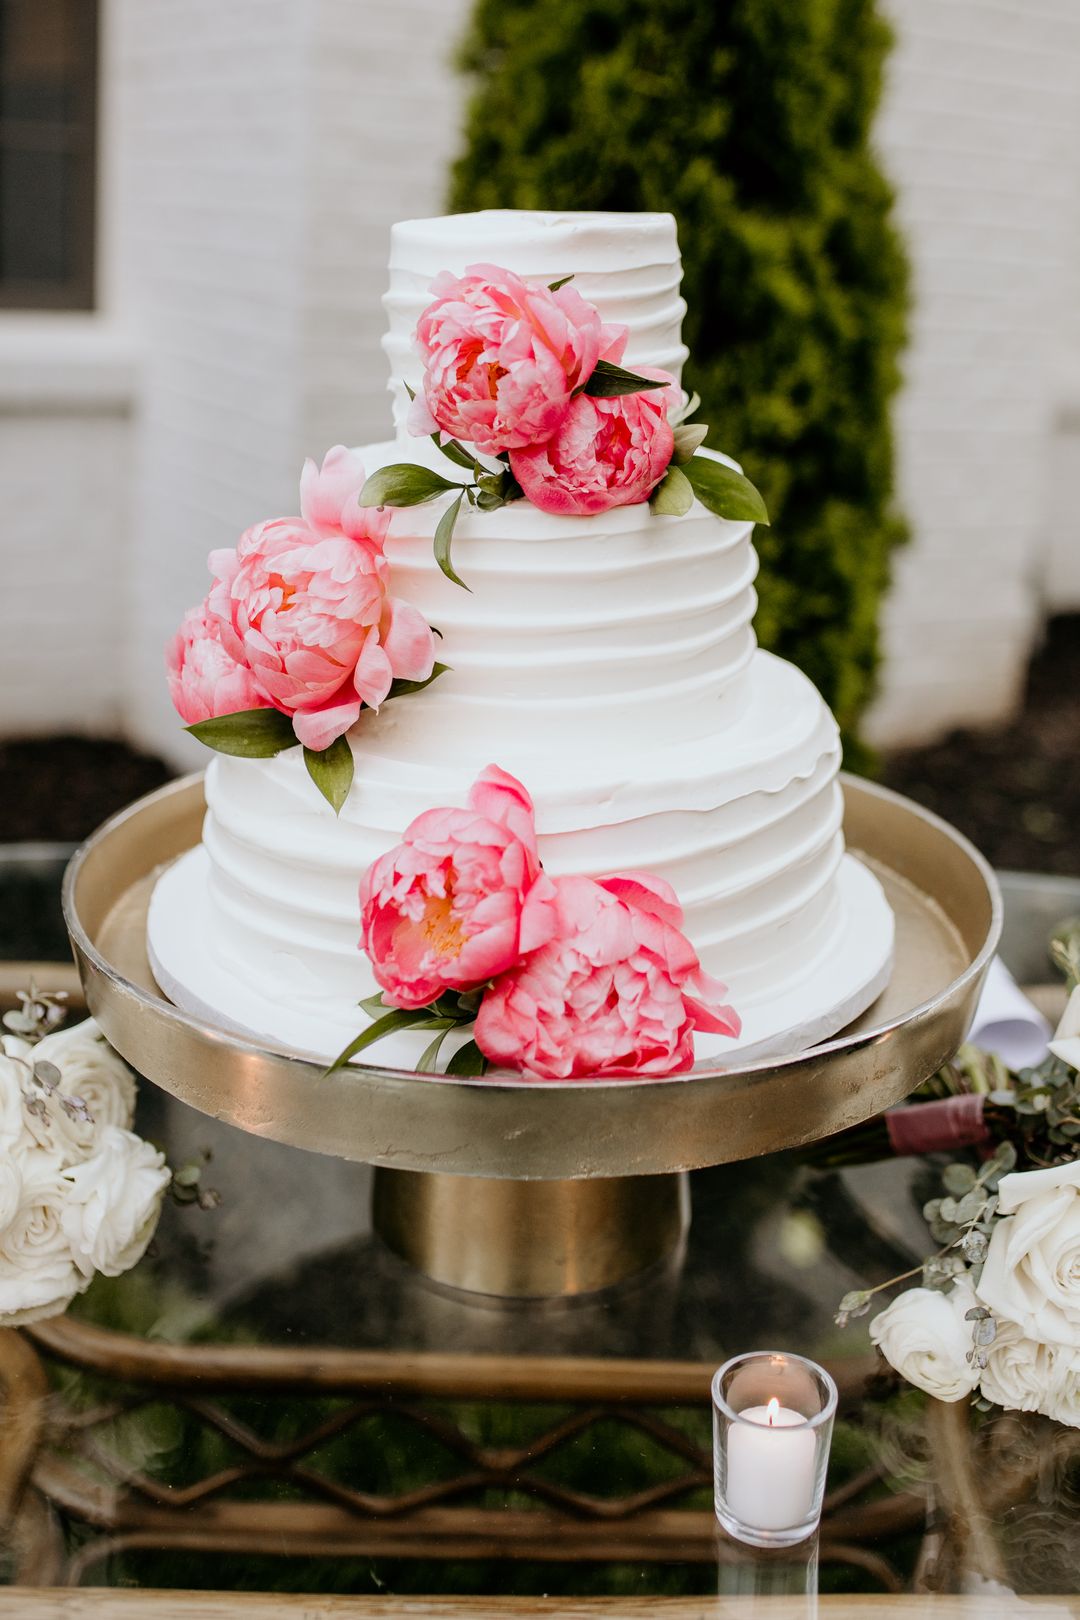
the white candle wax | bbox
[725,1399,818,1533]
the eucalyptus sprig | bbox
[324,989,489,1078]
[835,1138,1017,1337]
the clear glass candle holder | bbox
[712,1350,837,1549]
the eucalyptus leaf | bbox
[186,707,297,758]
[683,455,770,526]
[434,491,470,591]
[944,1162,979,1197]
[444,1039,489,1077]
[672,422,709,463]
[358,464,465,509]
[649,464,695,517]
[303,737,354,815]
[582,359,671,398]
[387,662,451,701]
[548,274,574,291]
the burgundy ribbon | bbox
[885,1094,990,1157]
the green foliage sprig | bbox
[185,664,450,816]
[324,989,489,1077]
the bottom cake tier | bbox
[147,649,895,1069]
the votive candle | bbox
[712,1351,837,1548]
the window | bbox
[0,0,97,310]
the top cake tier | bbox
[382,210,689,438]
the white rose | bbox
[28,1019,137,1162]
[0,1055,29,1154]
[1038,1344,1080,1428]
[0,1157,22,1235]
[0,1151,84,1327]
[869,1278,981,1401]
[1049,985,1080,1072]
[61,1126,170,1279]
[979,1318,1055,1413]
[977,1159,1080,1350]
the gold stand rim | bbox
[62,772,1001,1181]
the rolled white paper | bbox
[725,1400,817,1533]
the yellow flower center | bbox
[422,892,466,959]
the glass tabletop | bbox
[3,850,1080,1602]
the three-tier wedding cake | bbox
[149,210,894,1072]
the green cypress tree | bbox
[449,0,908,747]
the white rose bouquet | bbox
[838,959,1080,1427]
[0,988,170,1327]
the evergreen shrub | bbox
[449,0,909,745]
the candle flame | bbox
[766,1397,781,1426]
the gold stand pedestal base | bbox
[372,1168,690,1298]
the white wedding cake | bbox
[149,211,894,1069]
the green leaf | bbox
[434,491,470,591]
[433,437,477,472]
[358,991,388,1017]
[359,464,465,508]
[418,1027,453,1073]
[683,455,770,526]
[323,1008,433,1075]
[672,422,709,463]
[303,737,354,815]
[186,707,297,758]
[444,1039,490,1077]
[670,389,701,428]
[582,359,671,398]
[548,274,574,291]
[649,463,694,517]
[388,661,451,701]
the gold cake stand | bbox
[63,773,1000,1298]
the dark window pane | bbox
[0,0,95,308]
[0,144,72,282]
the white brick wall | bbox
[112,0,469,763]
[3,0,1080,755]
[0,321,136,738]
[865,0,1080,745]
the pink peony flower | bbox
[166,602,270,726]
[298,444,382,543]
[203,448,434,752]
[359,765,559,1010]
[474,871,740,1080]
[509,371,676,517]
[409,263,625,455]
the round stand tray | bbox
[63,773,1000,1297]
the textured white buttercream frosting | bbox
[148,210,893,1068]
[384,211,689,436]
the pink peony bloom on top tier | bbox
[474,871,740,1080]
[409,263,626,455]
[509,370,676,517]
[359,765,559,1011]
[166,603,270,726]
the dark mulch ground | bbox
[880,613,1080,877]
[0,735,173,845]
[0,613,1077,872]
